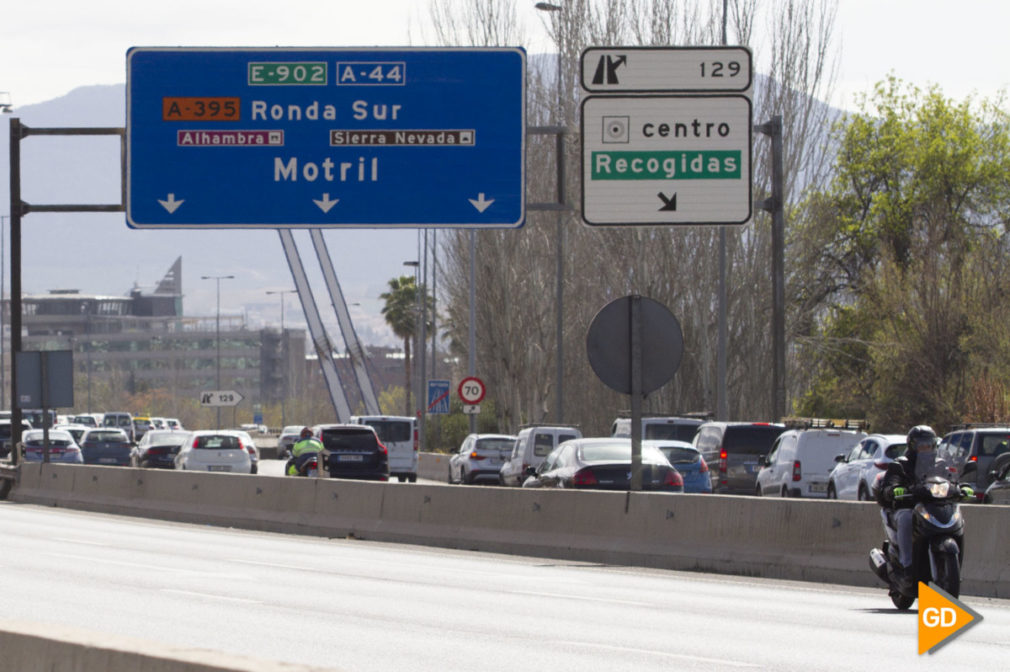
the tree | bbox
[790,78,1010,429]
[431,0,840,433]
[381,275,419,416]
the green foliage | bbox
[792,78,1010,429]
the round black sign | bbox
[586,295,683,395]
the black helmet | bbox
[300,426,313,439]
[906,425,937,452]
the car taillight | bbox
[969,455,978,462]
[663,469,683,488]
[699,457,709,473]
[378,441,388,456]
[469,451,486,460]
[192,437,200,449]
[413,428,419,452]
[573,468,597,486]
[718,448,728,485]
[792,460,802,482]
[148,447,169,456]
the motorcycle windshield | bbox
[917,448,966,484]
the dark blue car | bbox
[80,428,132,466]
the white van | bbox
[498,425,582,486]
[755,421,867,497]
[349,415,417,482]
[610,415,704,443]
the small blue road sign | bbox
[427,379,451,415]
[126,47,526,229]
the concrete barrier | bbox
[9,463,1010,598]
[0,619,340,671]
[418,451,449,482]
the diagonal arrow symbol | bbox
[658,192,677,211]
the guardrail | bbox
[8,462,1009,599]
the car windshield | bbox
[86,431,128,443]
[476,437,513,451]
[645,424,699,442]
[194,435,242,450]
[365,421,411,442]
[884,443,907,459]
[320,430,377,451]
[723,425,785,454]
[580,443,666,464]
[659,446,701,464]
[979,434,1010,458]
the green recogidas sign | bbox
[591,150,741,180]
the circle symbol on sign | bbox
[602,115,630,144]
[458,376,486,404]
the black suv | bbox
[314,424,389,481]
[938,426,1010,493]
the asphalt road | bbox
[2,502,1008,671]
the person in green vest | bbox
[287,427,323,476]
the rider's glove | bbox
[892,486,908,499]
[960,486,975,499]
[912,483,930,498]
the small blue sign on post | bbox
[126,47,526,229]
[427,379,451,415]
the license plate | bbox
[337,454,364,462]
[809,483,827,493]
[207,465,231,472]
[99,458,117,464]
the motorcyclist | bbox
[287,427,323,476]
[878,425,973,588]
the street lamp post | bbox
[266,289,297,428]
[201,274,234,429]
[536,1,566,424]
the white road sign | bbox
[457,376,486,405]
[581,95,752,226]
[200,390,244,407]
[581,46,752,93]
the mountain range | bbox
[1,84,417,346]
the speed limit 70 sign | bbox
[457,376,486,405]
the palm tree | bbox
[381,276,418,416]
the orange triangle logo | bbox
[918,582,983,655]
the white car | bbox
[224,429,259,474]
[828,434,906,500]
[175,431,253,473]
[756,424,867,497]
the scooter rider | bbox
[878,425,974,588]
[287,427,323,476]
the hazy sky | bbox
[3,1,1009,110]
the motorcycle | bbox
[869,468,967,610]
[284,452,319,478]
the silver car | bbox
[827,434,906,500]
[449,433,516,484]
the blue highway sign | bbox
[427,379,451,415]
[126,47,526,229]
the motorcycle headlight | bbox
[929,482,951,498]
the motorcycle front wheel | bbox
[890,589,915,611]
[935,552,961,598]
